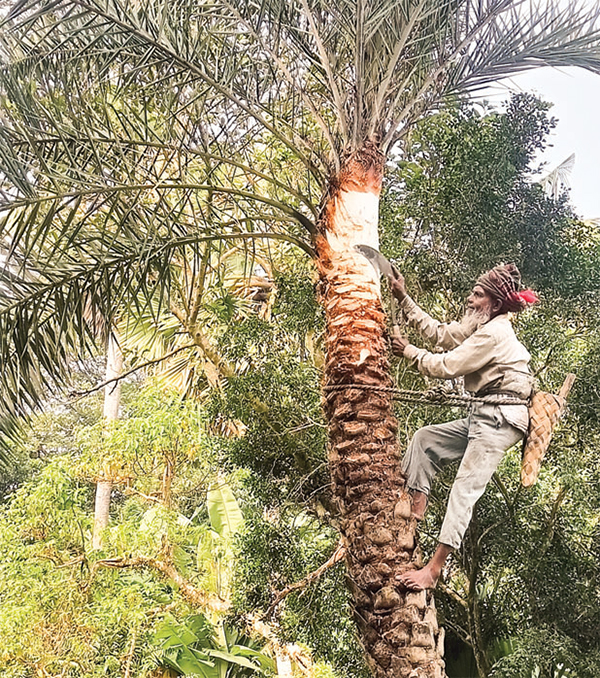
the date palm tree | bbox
[2,1,600,675]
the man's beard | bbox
[458,306,492,336]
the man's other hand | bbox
[390,327,409,356]
[389,266,407,301]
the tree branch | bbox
[70,344,197,399]
[123,627,137,678]
[123,486,162,504]
[56,545,315,675]
[85,550,314,674]
[438,580,469,611]
[536,484,567,566]
[89,554,230,612]
[246,614,314,676]
[265,542,346,618]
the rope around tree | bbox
[322,383,530,408]
[325,374,576,487]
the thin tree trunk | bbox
[317,142,445,678]
[464,517,489,678]
[92,332,123,550]
[162,455,174,507]
[92,481,112,550]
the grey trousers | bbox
[402,403,525,549]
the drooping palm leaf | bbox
[540,153,575,200]
[0,192,312,450]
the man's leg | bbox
[400,406,524,591]
[402,417,470,519]
[410,490,428,520]
[438,406,523,551]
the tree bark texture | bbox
[92,332,124,550]
[316,143,446,678]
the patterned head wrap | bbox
[476,263,538,314]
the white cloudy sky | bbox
[484,66,600,220]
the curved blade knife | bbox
[354,244,398,326]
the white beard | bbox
[457,307,491,336]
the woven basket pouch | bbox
[521,391,566,487]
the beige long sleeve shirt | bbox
[400,295,533,431]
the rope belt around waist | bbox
[475,388,525,399]
[322,383,530,408]
[474,390,530,404]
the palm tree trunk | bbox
[317,142,445,678]
[92,332,123,550]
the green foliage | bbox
[489,628,600,678]
[379,94,600,677]
[207,296,327,506]
[0,361,105,496]
[233,509,368,678]
[0,240,349,677]
[155,613,275,678]
[0,2,599,677]
[0,461,162,677]
[3,0,600,461]
[0,460,270,678]
[272,266,324,338]
[2,47,600,678]
[0,382,275,678]
[382,93,600,301]
[74,385,214,508]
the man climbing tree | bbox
[390,264,538,591]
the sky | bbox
[484,66,600,220]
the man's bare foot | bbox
[397,544,451,590]
[410,491,428,520]
[397,565,439,591]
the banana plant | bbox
[155,612,275,678]
[197,481,245,599]
[154,484,272,677]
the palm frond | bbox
[2,0,331,175]
[540,153,575,200]
[0,188,311,437]
[447,1,600,90]
[5,0,600,155]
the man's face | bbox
[466,285,496,318]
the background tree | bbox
[3,1,600,676]
[378,94,600,678]
[92,332,124,550]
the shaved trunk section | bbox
[317,143,446,678]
